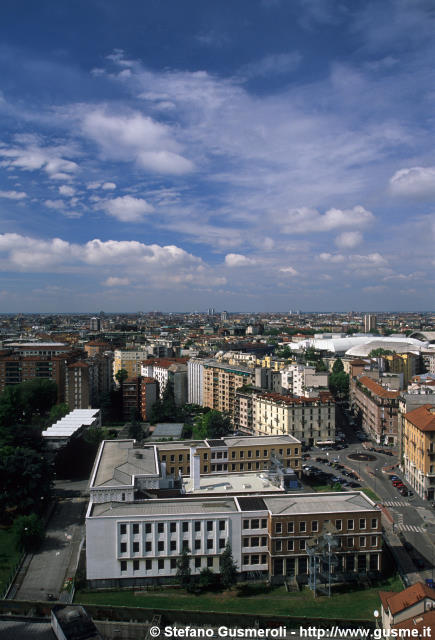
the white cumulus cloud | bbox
[102,182,116,190]
[279,266,298,276]
[0,190,27,200]
[225,253,256,267]
[281,205,374,234]
[335,231,363,249]
[102,195,154,222]
[103,276,130,286]
[58,185,75,197]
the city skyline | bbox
[0,1,434,312]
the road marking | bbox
[396,524,425,533]
[384,500,410,507]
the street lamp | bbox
[373,610,380,629]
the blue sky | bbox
[0,0,434,312]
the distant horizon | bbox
[1,310,434,316]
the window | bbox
[371,518,378,529]
[261,536,267,546]
[247,450,252,458]
[158,523,164,533]
[170,559,177,569]
[195,521,201,532]
[204,453,208,460]
[299,540,306,551]
[359,518,366,530]
[240,451,244,458]
[219,520,225,531]
[146,542,152,552]
[170,522,177,533]
[207,539,213,550]
[195,558,201,568]
[371,536,378,546]
[251,536,260,546]
[162,455,167,462]
[243,519,249,529]
[299,521,306,533]
[347,537,354,547]
[133,523,139,534]
[133,560,139,571]
[286,448,291,455]
[240,463,244,471]
[178,454,183,462]
[275,540,282,552]
[264,450,268,457]
[170,455,175,462]
[256,450,260,457]
[219,539,226,549]
[146,559,152,570]
[335,519,342,531]
[287,540,294,551]
[207,521,213,532]
[120,524,127,535]
[207,557,213,568]
[182,522,189,533]
[170,541,176,551]
[312,521,318,533]
[158,559,164,570]
[261,518,267,529]
[120,542,127,553]
[231,451,236,459]
[360,536,366,547]
[133,542,139,553]
[195,539,201,550]
[158,541,164,552]
[120,560,127,572]
[347,519,354,531]
[251,519,259,529]
[275,523,282,534]
[243,555,250,565]
[287,522,294,534]
[121,493,126,501]
[294,448,299,455]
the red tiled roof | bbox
[393,609,435,636]
[258,390,334,405]
[358,375,400,399]
[380,582,435,616]
[405,404,435,432]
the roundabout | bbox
[347,452,377,462]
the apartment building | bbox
[85,490,381,587]
[281,364,329,397]
[140,377,158,421]
[157,434,301,477]
[0,351,68,402]
[113,348,148,381]
[141,358,188,406]
[351,376,399,445]
[202,361,254,416]
[403,404,435,500]
[239,391,335,446]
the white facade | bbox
[280,364,328,397]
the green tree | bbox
[0,446,53,521]
[176,545,192,590]
[12,513,45,553]
[329,371,349,400]
[368,348,395,358]
[115,368,129,388]
[220,542,237,590]
[48,402,69,424]
[315,358,328,372]
[332,358,344,373]
[198,410,232,439]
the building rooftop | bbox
[183,471,286,494]
[224,434,301,446]
[91,440,158,488]
[263,491,378,516]
[52,605,102,640]
[404,404,435,432]
[90,497,238,517]
[151,423,184,439]
[42,409,100,438]
[379,581,435,616]
[358,376,400,399]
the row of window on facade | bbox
[120,556,216,572]
[273,535,378,553]
[120,537,228,555]
[160,447,298,463]
[119,520,227,536]
[269,517,378,535]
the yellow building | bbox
[113,348,147,382]
[403,404,435,500]
[384,353,417,387]
[203,362,254,416]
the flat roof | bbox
[224,435,301,446]
[91,497,238,517]
[263,492,378,515]
[183,472,286,494]
[92,440,158,488]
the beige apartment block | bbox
[203,361,254,416]
[351,375,399,445]
[250,391,335,446]
[403,404,435,500]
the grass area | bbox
[76,575,402,620]
[361,487,380,502]
[0,527,21,596]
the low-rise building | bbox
[379,582,435,631]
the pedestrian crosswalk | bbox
[395,523,426,533]
[384,500,410,507]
